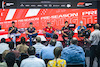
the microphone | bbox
[12,26,15,30]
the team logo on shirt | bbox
[51,28,52,31]
[51,27,53,31]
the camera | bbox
[78,24,93,38]
[68,24,75,39]
[83,29,91,38]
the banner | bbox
[0,9,97,32]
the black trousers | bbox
[89,45,100,67]
[62,35,67,42]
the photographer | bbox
[86,24,100,67]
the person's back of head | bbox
[5,52,16,67]
[9,42,14,50]
[21,37,26,45]
[53,34,58,40]
[53,47,62,66]
[28,47,36,55]
[71,38,78,45]
[18,45,28,53]
[21,53,29,61]
[36,37,41,43]
[1,38,6,43]
[50,39,56,46]
[94,23,100,29]
[54,47,62,58]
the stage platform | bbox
[0,30,85,42]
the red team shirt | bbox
[44,26,55,33]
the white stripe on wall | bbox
[5,9,16,20]
[25,9,40,17]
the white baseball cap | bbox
[80,21,83,24]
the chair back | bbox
[67,63,84,67]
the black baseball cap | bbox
[12,21,15,24]
[30,22,33,24]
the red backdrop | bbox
[0,9,97,32]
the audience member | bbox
[53,34,63,49]
[0,38,9,54]
[5,52,18,67]
[48,47,66,67]
[33,37,45,57]
[0,54,2,62]
[20,47,46,67]
[16,37,29,54]
[2,50,10,61]
[17,53,29,67]
[40,39,56,60]
[9,42,20,59]
[20,53,29,61]
[61,38,85,66]
[0,50,10,67]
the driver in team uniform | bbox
[8,21,21,48]
[26,22,38,46]
[43,22,56,38]
[61,21,70,42]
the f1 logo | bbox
[77,2,85,7]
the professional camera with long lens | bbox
[83,29,91,38]
[65,24,75,46]
[78,24,93,38]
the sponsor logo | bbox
[85,2,92,7]
[6,2,14,6]
[77,2,85,7]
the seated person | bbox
[20,47,46,67]
[16,37,29,54]
[0,50,10,67]
[2,50,10,61]
[43,22,56,38]
[5,52,18,67]
[0,38,9,54]
[77,21,86,37]
[26,22,38,46]
[62,21,70,42]
[0,50,18,67]
[61,38,85,66]
[9,42,20,59]
[52,34,63,49]
[47,47,66,67]
[40,39,56,60]
[8,21,21,48]
[33,37,45,58]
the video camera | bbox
[78,24,93,38]
[68,24,75,39]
